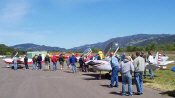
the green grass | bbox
[76,54,175,97]
[169,56,175,61]
[143,64,175,97]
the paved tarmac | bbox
[0,59,172,98]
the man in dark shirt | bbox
[70,54,77,73]
[45,54,50,70]
[24,55,29,69]
[37,54,42,70]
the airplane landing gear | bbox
[97,71,102,80]
[6,64,11,68]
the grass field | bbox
[169,56,175,61]
[76,55,175,97]
[143,56,175,97]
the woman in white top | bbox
[147,52,154,79]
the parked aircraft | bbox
[84,42,119,79]
[145,52,175,70]
[85,42,119,68]
[3,51,45,68]
[0,55,6,58]
[84,42,174,79]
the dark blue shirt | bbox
[37,56,42,62]
[70,56,77,64]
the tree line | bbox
[0,42,175,55]
[119,41,175,52]
[0,44,26,56]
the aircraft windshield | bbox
[104,42,119,57]
[11,51,18,58]
[82,48,92,56]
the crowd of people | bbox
[12,51,155,96]
[109,51,155,96]
[12,54,78,73]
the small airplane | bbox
[84,42,175,79]
[145,52,175,70]
[0,55,6,58]
[3,51,45,68]
[84,42,119,79]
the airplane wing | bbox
[162,61,175,65]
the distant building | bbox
[27,51,47,60]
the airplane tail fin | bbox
[154,52,162,65]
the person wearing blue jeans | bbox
[110,66,119,87]
[24,56,29,69]
[38,62,42,70]
[149,69,154,79]
[70,54,77,73]
[33,62,37,70]
[133,51,145,95]
[14,62,18,70]
[144,69,154,79]
[53,62,57,71]
[109,52,119,87]
[71,63,77,73]
[33,55,37,70]
[122,72,133,96]
[140,51,147,79]
[147,51,154,79]
[120,56,134,96]
[13,56,18,70]
[134,72,143,94]
[37,54,42,70]
[51,55,58,71]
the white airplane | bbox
[3,51,35,68]
[84,42,119,79]
[84,42,174,79]
[0,55,6,58]
[145,52,175,70]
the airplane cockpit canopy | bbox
[11,51,18,58]
[82,48,92,56]
[103,42,119,58]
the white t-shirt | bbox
[13,57,18,63]
[148,55,154,64]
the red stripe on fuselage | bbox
[94,62,105,67]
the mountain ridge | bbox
[11,34,175,51]
[12,43,66,51]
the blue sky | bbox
[0,0,175,49]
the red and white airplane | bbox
[85,42,175,79]
[3,52,45,68]
[145,52,175,70]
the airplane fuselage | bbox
[86,59,112,71]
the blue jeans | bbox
[110,66,119,87]
[33,62,37,70]
[72,63,77,73]
[149,69,154,79]
[25,63,29,69]
[134,72,143,94]
[143,69,147,78]
[38,62,42,69]
[122,72,133,96]
[14,62,18,70]
[53,62,57,71]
